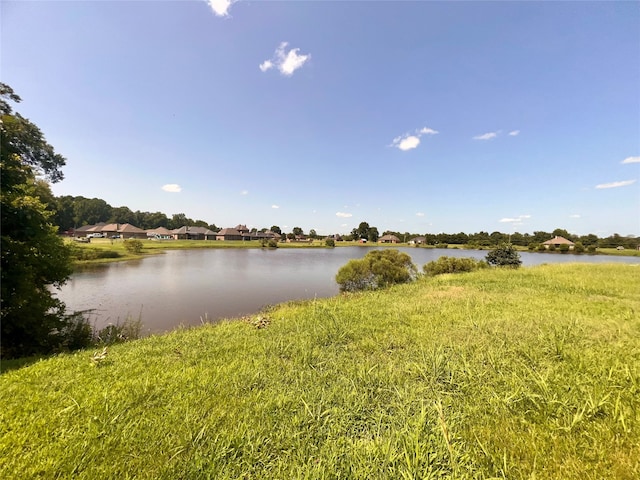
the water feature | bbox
[54,247,639,334]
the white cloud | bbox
[622,156,640,164]
[259,60,273,72]
[500,214,530,223]
[416,212,425,217]
[473,131,499,140]
[271,205,279,209]
[206,0,235,17]
[162,184,182,193]
[390,126,438,151]
[569,214,581,218]
[336,212,352,218]
[595,179,637,189]
[508,130,520,136]
[260,42,310,77]
[240,190,249,195]
[397,135,421,151]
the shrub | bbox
[325,238,335,248]
[69,246,121,261]
[486,243,522,268]
[537,244,547,252]
[123,239,143,254]
[528,243,539,251]
[587,245,597,254]
[336,249,416,292]
[423,256,488,276]
[559,243,570,253]
[573,242,585,254]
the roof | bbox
[216,228,242,236]
[379,234,400,241]
[85,222,107,232]
[146,226,172,235]
[172,226,216,235]
[119,223,146,233]
[542,236,575,245]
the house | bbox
[379,234,400,244]
[147,226,174,240]
[102,223,146,239]
[234,224,251,240]
[74,224,100,237]
[172,226,217,240]
[408,236,426,245]
[216,228,243,241]
[253,231,282,241]
[542,236,575,250]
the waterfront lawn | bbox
[1,263,639,479]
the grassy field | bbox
[2,263,638,479]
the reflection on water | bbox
[54,247,639,335]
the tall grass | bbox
[1,263,638,479]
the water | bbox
[54,247,639,334]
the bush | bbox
[573,242,585,254]
[559,243,570,253]
[336,249,416,292]
[70,247,121,261]
[587,245,597,254]
[423,256,488,276]
[123,239,143,254]
[486,243,522,268]
[325,238,336,248]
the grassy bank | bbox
[2,263,638,479]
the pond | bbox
[54,247,640,335]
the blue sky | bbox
[2,0,639,236]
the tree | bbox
[485,243,522,268]
[270,225,281,235]
[292,227,304,236]
[1,83,85,358]
[309,229,318,239]
[368,227,380,243]
[356,222,370,239]
[335,249,417,292]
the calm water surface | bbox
[54,247,639,334]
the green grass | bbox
[2,263,639,479]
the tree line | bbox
[53,196,638,249]
[340,222,637,250]
[53,196,218,232]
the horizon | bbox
[3,1,639,236]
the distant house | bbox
[234,224,251,240]
[216,228,243,241]
[94,223,148,239]
[172,226,217,240]
[542,236,575,250]
[147,226,174,240]
[71,222,108,237]
[379,234,400,244]
[408,236,426,245]
[254,230,282,241]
